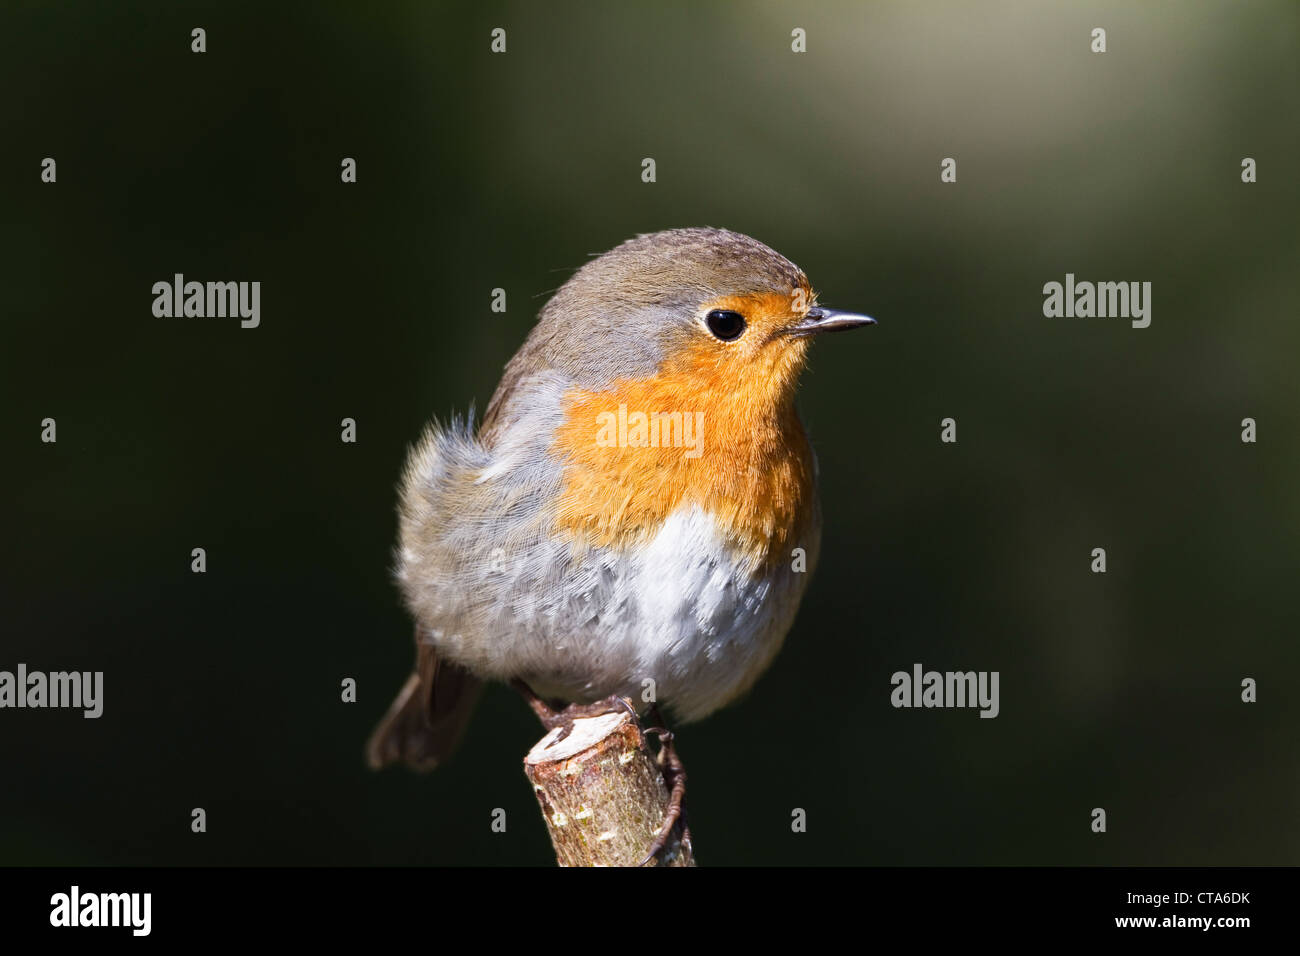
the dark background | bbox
[2,1,1296,866]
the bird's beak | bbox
[787,306,877,337]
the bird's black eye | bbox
[705,309,746,341]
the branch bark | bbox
[523,703,694,867]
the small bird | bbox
[368,227,873,776]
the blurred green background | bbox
[2,1,1297,866]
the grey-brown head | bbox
[484,227,874,428]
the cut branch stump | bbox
[523,704,693,867]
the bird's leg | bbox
[639,703,689,866]
[511,678,563,727]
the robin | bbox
[367,227,873,853]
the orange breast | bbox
[549,292,818,572]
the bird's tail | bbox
[366,649,482,771]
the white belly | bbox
[518,505,812,722]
